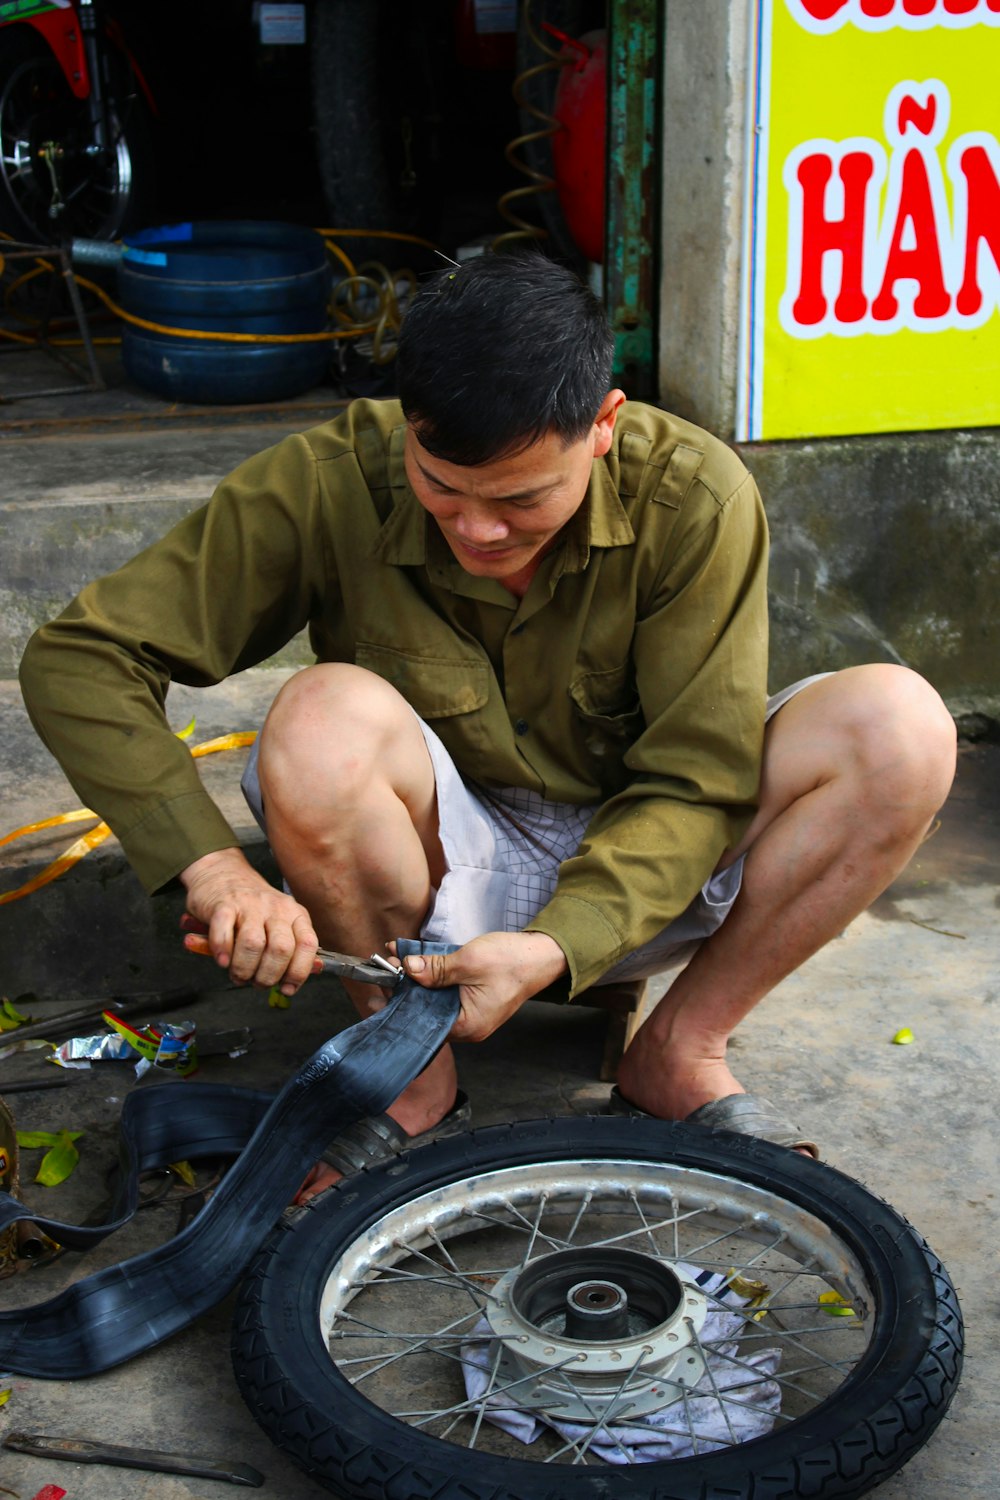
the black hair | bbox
[396,250,616,466]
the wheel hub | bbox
[487,1246,708,1420]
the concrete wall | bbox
[746,429,1000,732]
[0,428,315,679]
[656,1,1000,727]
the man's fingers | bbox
[205,905,240,971]
[246,922,314,993]
[402,952,452,987]
[228,913,319,992]
[179,854,320,992]
[183,925,321,990]
[280,917,320,994]
[227,920,267,984]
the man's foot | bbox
[294,1088,471,1204]
[616,1046,817,1158]
[617,1043,743,1124]
[295,1160,341,1203]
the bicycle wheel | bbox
[232,1115,962,1499]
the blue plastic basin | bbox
[119,220,332,404]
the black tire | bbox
[0,23,153,243]
[232,1116,962,1499]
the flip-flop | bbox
[320,1088,472,1176]
[607,1085,821,1160]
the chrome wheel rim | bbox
[319,1157,874,1464]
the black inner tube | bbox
[0,945,461,1379]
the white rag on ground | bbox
[460,1263,781,1463]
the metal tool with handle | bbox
[181,929,402,988]
[3,1431,264,1487]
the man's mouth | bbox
[450,538,520,559]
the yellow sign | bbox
[737,0,1000,439]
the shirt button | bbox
[514,718,530,736]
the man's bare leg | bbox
[256,664,457,1197]
[617,665,957,1122]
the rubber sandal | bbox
[320,1089,472,1176]
[607,1085,821,1160]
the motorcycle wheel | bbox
[232,1115,962,1499]
[0,25,152,243]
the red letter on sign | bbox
[796,0,850,17]
[792,151,873,325]
[956,144,1000,316]
[872,149,950,320]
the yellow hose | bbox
[0,227,438,351]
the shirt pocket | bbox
[355,641,490,719]
[569,662,644,746]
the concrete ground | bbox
[0,367,998,1498]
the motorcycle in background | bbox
[0,0,154,242]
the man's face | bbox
[404,392,624,586]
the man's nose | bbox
[454,506,509,543]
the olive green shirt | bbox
[19,398,769,994]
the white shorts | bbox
[241,675,828,987]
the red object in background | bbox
[550,29,607,263]
[13,7,88,97]
[453,0,517,70]
[31,1486,68,1500]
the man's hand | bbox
[180,847,318,995]
[398,931,568,1043]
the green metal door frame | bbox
[604,0,664,399]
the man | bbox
[20,253,956,1195]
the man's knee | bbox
[832,664,956,825]
[257,664,415,822]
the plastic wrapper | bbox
[52,1018,196,1078]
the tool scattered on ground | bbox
[0,987,210,1048]
[0,1077,71,1095]
[4,1432,264,1488]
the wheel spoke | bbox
[465,1338,504,1449]
[390,1240,503,1309]
[518,1191,551,1266]
[683,1317,741,1446]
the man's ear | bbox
[592,389,626,457]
